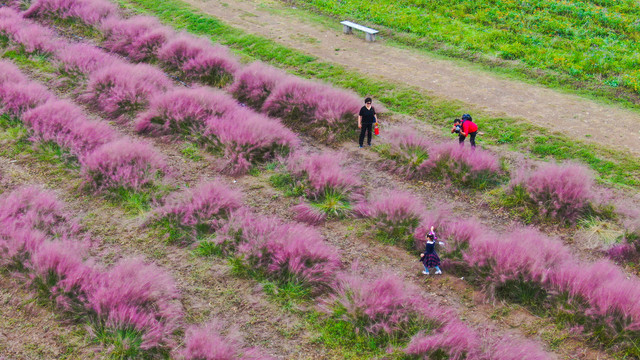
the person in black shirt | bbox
[358,97,378,148]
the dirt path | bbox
[182,0,640,156]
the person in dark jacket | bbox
[358,97,378,148]
[420,226,444,275]
[451,114,478,148]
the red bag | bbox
[374,124,380,136]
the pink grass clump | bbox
[30,238,95,311]
[10,20,59,54]
[377,126,432,179]
[24,0,118,25]
[100,15,172,62]
[367,191,424,236]
[82,62,171,117]
[512,162,594,222]
[549,259,640,332]
[419,142,502,189]
[0,79,52,115]
[154,180,243,235]
[219,211,340,291]
[404,320,481,360]
[286,152,361,199]
[485,336,554,360]
[229,61,289,109]
[0,8,59,54]
[0,186,71,236]
[0,58,26,84]
[135,87,236,135]
[55,42,117,75]
[81,138,167,191]
[204,108,299,175]
[292,202,327,226]
[465,227,570,286]
[181,321,272,360]
[87,258,183,350]
[261,78,361,142]
[22,100,118,157]
[157,33,239,87]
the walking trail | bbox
[182,0,640,155]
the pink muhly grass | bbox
[607,243,637,261]
[219,211,340,290]
[154,180,243,237]
[368,191,424,240]
[549,259,640,331]
[465,228,570,286]
[11,21,60,54]
[229,61,289,109]
[30,238,96,311]
[157,34,239,87]
[259,223,340,289]
[0,79,52,115]
[485,336,554,360]
[292,202,327,226]
[87,258,183,350]
[404,320,481,360]
[100,15,172,62]
[419,142,502,189]
[203,108,299,175]
[0,227,47,268]
[134,87,237,135]
[0,9,59,54]
[82,62,171,117]
[512,162,594,223]
[326,271,449,336]
[55,42,118,75]
[0,59,26,84]
[22,100,119,157]
[0,186,71,236]
[286,152,361,199]
[81,138,167,191]
[24,0,118,25]
[377,126,431,179]
[261,78,361,140]
[181,321,273,360]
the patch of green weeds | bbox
[1,48,56,74]
[374,218,420,251]
[180,142,202,161]
[192,239,224,257]
[105,186,154,215]
[269,172,305,197]
[92,324,164,360]
[495,278,548,316]
[310,188,351,219]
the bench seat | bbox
[340,20,379,42]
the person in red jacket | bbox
[451,114,478,148]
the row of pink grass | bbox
[0,57,166,191]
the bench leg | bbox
[366,33,375,42]
[343,25,353,34]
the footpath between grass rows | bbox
[119,0,640,189]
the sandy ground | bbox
[182,0,640,156]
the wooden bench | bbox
[340,20,379,42]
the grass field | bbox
[287,0,640,107]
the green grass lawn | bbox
[289,0,640,108]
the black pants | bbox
[359,123,373,146]
[459,131,477,148]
